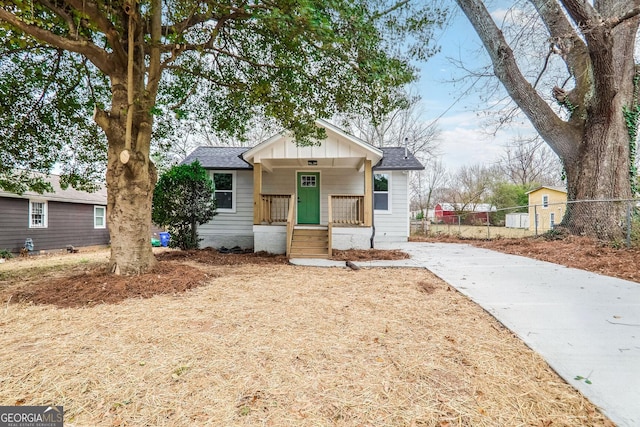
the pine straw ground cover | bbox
[0,250,613,426]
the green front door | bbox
[297,172,320,224]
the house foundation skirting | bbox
[253,225,373,255]
[200,234,254,250]
[331,226,372,250]
[253,225,287,254]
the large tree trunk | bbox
[98,76,158,275]
[562,117,633,239]
[105,134,158,275]
[559,17,636,239]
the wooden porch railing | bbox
[285,196,295,257]
[329,194,365,225]
[259,194,293,223]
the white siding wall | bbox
[199,170,254,249]
[262,168,296,195]
[374,170,409,245]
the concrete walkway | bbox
[291,242,640,427]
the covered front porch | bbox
[241,120,382,258]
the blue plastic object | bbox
[158,232,170,247]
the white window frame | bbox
[542,194,549,208]
[29,200,48,228]
[550,212,556,229]
[373,172,392,214]
[211,170,236,213]
[94,206,106,229]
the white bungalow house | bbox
[181,119,424,258]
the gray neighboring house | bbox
[182,120,423,258]
[0,175,109,254]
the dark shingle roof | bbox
[181,146,252,169]
[374,147,424,171]
[181,146,424,171]
[0,174,107,205]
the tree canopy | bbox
[0,0,446,273]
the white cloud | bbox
[431,111,536,171]
[490,8,510,23]
[438,127,503,169]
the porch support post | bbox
[253,162,263,225]
[364,159,373,227]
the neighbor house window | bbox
[213,171,235,212]
[29,200,47,228]
[550,212,556,229]
[374,173,390,212]
[542,194,549,208]
[94,206,106,229]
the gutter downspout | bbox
[370,166,375,249]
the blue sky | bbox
[414,2,535,170]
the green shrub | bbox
[0,249,13,259]
[152,160,217,250]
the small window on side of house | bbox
[213,171,235,212]
[550,212,555,228]
[374,173,390,212]
[542,194,549,208]
[94,206,106,229]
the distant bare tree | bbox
[336,93,440,162]
[411,157,448,218]
[499,135,563,187]
[444,164,500,209]
[155,115,281,166]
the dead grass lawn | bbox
[0,251,613,426]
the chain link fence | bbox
[412,199,640,247]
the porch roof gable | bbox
[240,119,383,168]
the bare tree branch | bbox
[559,0,601,27]
[455,0,578,159]
[607,6,640,28]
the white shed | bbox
[505,213,529,229]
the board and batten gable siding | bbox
[0,197,109,253]
[373,170,410,244]
[199,170,254,249]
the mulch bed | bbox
[1,248,409,309]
